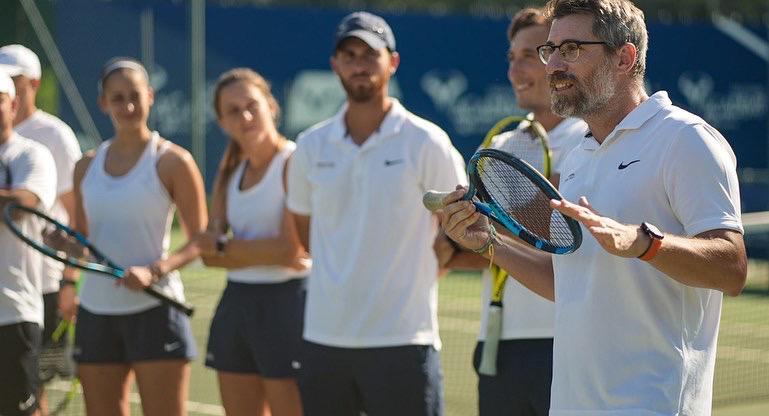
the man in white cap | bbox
[0,45,81,336]
[0,44,82,414]
[0,70,57,416]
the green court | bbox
[45,234,769,415]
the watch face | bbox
[642,222,664,239]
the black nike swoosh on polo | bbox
[618,160,641,170]
[384,159,404,166]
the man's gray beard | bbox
[552,63,615,118]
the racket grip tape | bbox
[478,305,503,376]
[144,286,195,317]
[423,190,452,211]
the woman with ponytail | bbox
[197,68,308,416]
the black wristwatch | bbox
[60,279,78,288]
[215,234,229,256]
[638,222,664,261]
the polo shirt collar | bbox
[581,90,671,150]
[328,98,408,147]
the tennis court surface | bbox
[43,215,769,415]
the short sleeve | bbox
[286,135,313,215]
[664,123,742,236]
[419,131,467,193]
[49,125,82,195]
[12,144,57,210]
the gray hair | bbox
[545,0,648,80]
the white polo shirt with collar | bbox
[550,91,742,415]
[287,99,467,348]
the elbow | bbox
[723,256,748,297]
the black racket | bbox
[424,148,581,254]
[3,203,195,316]
[0,157,11,189]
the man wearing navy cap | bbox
[287,11,466,416]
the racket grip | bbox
[423,190,452,211]
[144,286,195,317]
[478,305,503,376]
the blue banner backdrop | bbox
[55,1,768,208]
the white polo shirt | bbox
[551,92,742,415]
[0,133,57,326]
[15,109,82,294]
[478,116,586,341]
[287,99,466,348]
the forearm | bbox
[153,239,201,276]
[201,236,300,268]
[647,230,746,296]
[445,249,488,270]
[0,189,39,209]
[483,235,555,301]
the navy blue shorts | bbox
[473,338,553,416]
[205,279,305,378]
[0,322,41,416]
[73,304,196,363]
[299,341,444,416]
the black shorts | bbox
[41,292,63,346]
[0,322,41,416]
[73,304,196,363]
[205,279,305,378]
[299,342,444,416]
[473,338,553,416]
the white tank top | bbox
[78,132,184,314]
[226,141,307,284]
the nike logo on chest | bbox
[618,160,641,170]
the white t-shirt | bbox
[477,116,586,340]
[226,141,307,284]
[287,99,467,348]
[551,92,742,415]
[15,109,82,294]
[0,133,57,326]
[78,132,185,315]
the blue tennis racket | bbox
[3,202,195,316]
[424,148,582,255]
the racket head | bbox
[2,203,124,276]
[486,117,553,178]
[468,148,582,254]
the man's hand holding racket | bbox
[437,185,495,254]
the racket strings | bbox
[477,156,577,248]
[39,222,95,263]
[497,130,547,174]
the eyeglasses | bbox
[536,40,608,64]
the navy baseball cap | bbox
[334,12,396,51]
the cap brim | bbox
[337,30,388,50]
[0,64,24,77]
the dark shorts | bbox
[299,341,444,416]
[0,322,41,416]
[205,279,305,378]
[73,304,196,364]
[41,292,63,345]
[473,338,553,416]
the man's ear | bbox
[616,42,638,75]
